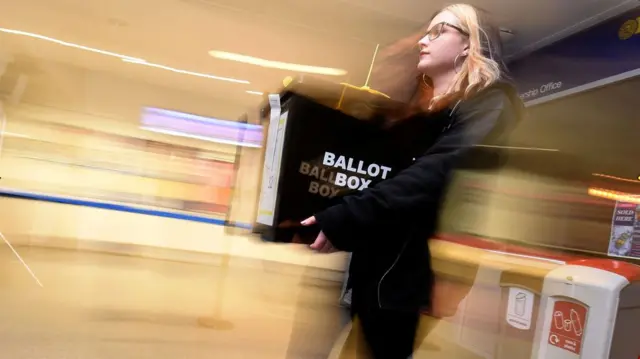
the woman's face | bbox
[417,10,470,75]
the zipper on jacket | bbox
[377,241,409,308]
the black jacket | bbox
[314,82,524,311]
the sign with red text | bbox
[548,300,588,355]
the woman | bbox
[302,4,524,358]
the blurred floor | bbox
[0,246,483,359]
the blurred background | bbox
[0,0,639,358]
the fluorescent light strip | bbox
[588,187,640,204]
[144,107,263,131]
[0,27,249,85]
[209,50,348,76]
[123,59,249,84]
[246,90,264,95]
[3,131,30,138]
[141,126,261,148]
[0,27,144,62]
[592,173,640,184]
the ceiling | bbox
[0,0,638,118]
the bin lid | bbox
[567,258,640,282]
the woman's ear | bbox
[462,45,470,57]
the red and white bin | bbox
[428,238,640,359]
[530,258,640,359]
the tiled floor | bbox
[0,246,484,358]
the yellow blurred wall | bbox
[0,59,347,270]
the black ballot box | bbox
[227,76,452,244]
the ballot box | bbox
[229,76,455,244]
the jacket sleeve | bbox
[314,88,514,250]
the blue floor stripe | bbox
[0,189,252,228]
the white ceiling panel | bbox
[0,0,637,115]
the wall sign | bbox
[548,300,588,355]
[608,201,640,259]
[506,287,535,330]
[511,8,640,106]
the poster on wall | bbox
[607,201,640,259]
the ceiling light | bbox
[0,27,144,62]
[588,187,640,204]
[2,131,30,138]
[122,59,249,84]
[593,173,640,184]
[246,90,263,95]
[0,27,250,85]
[141,126,261,148]
[209,50,348,76]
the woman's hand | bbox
[301,216,338,253]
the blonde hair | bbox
[368,4,506,116]
[432,3,502,106]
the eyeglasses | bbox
[424,22,469,41]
